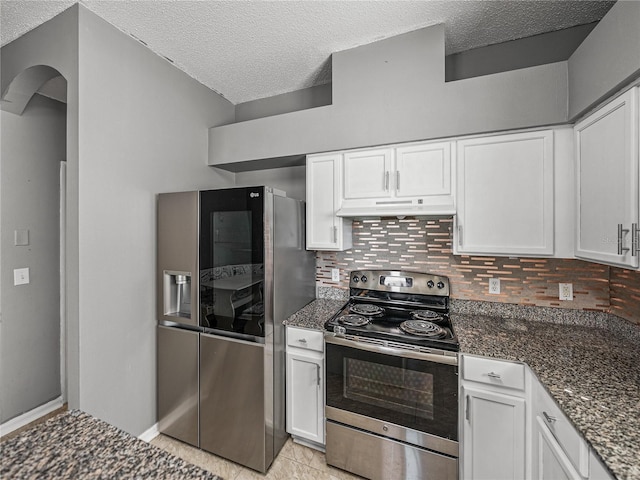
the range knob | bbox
[352,275,359,283]
[427,280,435,288]
[361,275,368,283]
[437,281,445,289]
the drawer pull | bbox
[543,411,557,424]
[298,338,307,344]
[486,371,502,379]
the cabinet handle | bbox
[384,171,390,191]
[618,224,630,255]
[333,226,338,243]
[396,171,400,191]
[457,225,463,247]
[542,411,557,424]
[486,371,501,379]
[465,395,470,422]
[316,364,321,387]
[632,223,639,257]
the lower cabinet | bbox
[460,355,527,480]
[534,416,582,480]
[460,354,616,480]
[285,326,325,448]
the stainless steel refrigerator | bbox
[156,186,315,472]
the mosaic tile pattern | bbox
[316,217,616,313]
[0,410,222,480]
[610,267,640,325]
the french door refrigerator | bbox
[157,186,315,472]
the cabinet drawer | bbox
[287,327,324,352]
[536,386,589,477]
[462,355,525,391]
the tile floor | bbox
[150,435,362,480]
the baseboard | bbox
[139,422,159,442]
[0,397,64,437]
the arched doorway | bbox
[1,65,68,431]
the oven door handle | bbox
[325,334,458,366]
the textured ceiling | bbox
[0,0,615,104]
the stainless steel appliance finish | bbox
[326,421,458,480]
[200,333,267,472]
[157,186,314,473]
[324,270,459,480]
[157,325,199,447]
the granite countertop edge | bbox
[284,295,640,480]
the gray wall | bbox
[1,95,66,422]
[1,4,236,435]
[236,83,332,122]
[1,4,80,416]
[446,23,596,82]
[568,1,640,119]
[235,165,306,201]
[208,24,568,168]
[75,6,235,435]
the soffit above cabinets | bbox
[1,1,614,105]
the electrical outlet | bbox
[331,268,340,282]
[14,267,30,286]
[559,283,573,301]
[489,278,500,295]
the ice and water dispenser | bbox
[163,270,192,319]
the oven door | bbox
[325,334,458,457]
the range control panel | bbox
[348,270,450,296]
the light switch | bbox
[14,268,30,286]
[14,229,29,246]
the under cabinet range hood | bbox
[336,199,456,218]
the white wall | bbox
[76,6,235,435]
[0,95,66,422]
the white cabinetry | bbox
[306,153,352,251]
[285,327,325,448]
[338,140,455,216]
[529,372,613,480]
[574,87,639,268]
[455,130,555,256]
[343,147,393,199]
[460,354,528,480]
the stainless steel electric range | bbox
[324,270,459,480]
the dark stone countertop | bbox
[284,298,640,480]
[453,313,640,480]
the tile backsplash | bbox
[315,218,640,325]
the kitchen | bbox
[1,1,639,479]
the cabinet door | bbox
[286,350,324,445]
[534,417,582,480]
[306,154,352,251]
[574,88,639,268]
[343,148,393,199]
[456,130,554,256]
[462,385,526,480]
[395,141,452,198]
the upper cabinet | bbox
[338,141,456,217]
[306,153,353,251]
[455,130,555,257]
[574,87,639,269]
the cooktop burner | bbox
[399,320,445,337]
[324,270,459,351]
[410,310,444,323]
[339,314,371,327]
[349,304,384,316]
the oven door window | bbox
[326,342,458,441]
